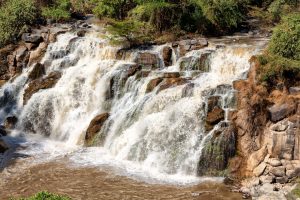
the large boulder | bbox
[157,77,188,93]
[268,103,295,122]
[135,52,159,69]
[162,46,172,67]
[197,125,236,176]
[23,71,61,104]
[146,77,164,93]
[173,38,208,56]
[205,107,225,131]
[28,63,46,80]
[85,113,110,146]
[179,51,211,71]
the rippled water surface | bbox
[0,160,242,200]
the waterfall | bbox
[0,31,267,183]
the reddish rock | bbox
[23,71,61,104]
[28,63,46,80]
[207,96,222,113]
[135,52,159,69]
[205,107,225,131]
[163,72,180,78]
[158,78,188,93]
[85,113,110,146]
[162,46,172,67]
[146,78,164,93]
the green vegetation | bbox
[12,191,71,200]
[41,0,71,22]
[0,0,36,47]
[257,12,300,87]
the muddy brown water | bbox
[0,160,243,200]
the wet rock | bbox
[0,138,8,153]
[146,77,163,93]
[77,30,86,37]
[85,113,109,146]
[163,72,180,78]
[289,87,300,95]
[207,96,222,113]
[135,71,151,80]
[135,52,159,69]
[28,63,46,80]
[23,71,62,104]
[182,83,195,97]
[268,103,295,122]
[162,46,172,67]
[15,46,28,63]
[0,126,7,136]
[179,51,211,71]
[158,77,188,93]
[4,116,18,129]
[270,166,286,177]
[174,38,208,56]
[22,33,43,44]
[253,162,267,177]
[267,158,282,167]
[126,64,141,77]
[197,125,236,176]
[205,107,225,131]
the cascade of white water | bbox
[0,30,267,183]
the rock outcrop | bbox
[85,113,110,146]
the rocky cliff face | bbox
[230,57,300,198]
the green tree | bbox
[0,0,36,47]
[42,0,71,22]
[269,13,300,61]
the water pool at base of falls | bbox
[0,27,268,197]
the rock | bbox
[28,63,46,80]
[271,126,295,160]
[77,30,86,37]
[289,87,300,95]
[267,158,282,167]
[23,71,62,104]
[174,38,208,56]
[270,166,286,177]
[25,42,38,50]
[135,71,151,80]
[0,138,8,153]
[135,52,159,69]
[260,175,275,184]
[253,162,267,177]
[271,121,288,132]
[4,116,18,129]
[268,103,295,122]
[22,33,43,44]
[162,46,172,67]
[179,51,211,71]
[0,126,7,136]
[163,72,180,78]
[28,42,48,66]
[207,96,222,113]
[205,107,225,131]
[85,113,109,146]
[247,147,268,171]
[197,125,236,176]
[275,176,288,184]
[15,46,28,63]
[286,169,298,178]
[158,77,188,93]
[146,78,163,93]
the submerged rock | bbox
[28,63,46,80]
[162,46,172,67]
[146,77,164,93]
[4,116,18,130]
[0,138,8,153]
[85,113,110,146]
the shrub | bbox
[42,0,71,22]
[268,13,300,61]
[0,0,36,47]
[12,191,71,200]
[106,19,152,46]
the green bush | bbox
[12,191,71,200]
[268,13,300,61]
[0,0,36,47]
[42,0,71,22]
